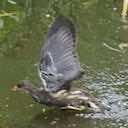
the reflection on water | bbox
[0,0,128,128]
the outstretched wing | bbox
[39,16,81,92]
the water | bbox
[0,0,128,127]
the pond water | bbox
[0,0,128,128]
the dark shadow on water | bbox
[30,107,128,128]
[30,109,106,128]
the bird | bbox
[13,16,99,111]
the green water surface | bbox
[0,0,128,128]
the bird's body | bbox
[14,16,99,111]
[15,80,99,111]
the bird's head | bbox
[12,80,34,93]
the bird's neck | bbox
[24,84,38,94]
[24,85,43,102]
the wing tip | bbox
[48,15,75,39]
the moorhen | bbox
[13,16,99,111]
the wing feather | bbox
[39,16,81,92]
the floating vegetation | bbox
[118,43,128,50]
[0,2,21,42]
[0,0,32,55]
[0,10,16,17]
[0,0,32,33]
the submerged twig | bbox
[103,43,122,53]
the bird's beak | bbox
[11,85,18,91]
[11,85,22,91]
[11,85,29,94]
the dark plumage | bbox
[14,80,99,111]
[39,16,81,92]
[14,16,99,111]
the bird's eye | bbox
[42,71,49,76]
[48,73,53,76]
